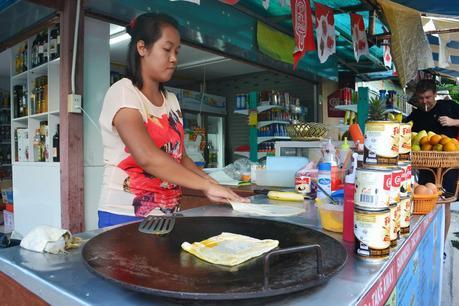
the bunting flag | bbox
[290,0,315,69]
[315,3,335,64]
[170,0,200,4]
[218,0,240,4]
[383,44,392,68]
[350,13,369,62]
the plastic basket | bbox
[412,193,440,215]
[411,151,459,168]
[286,122,328,141]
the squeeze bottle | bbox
[343,152,358,242]
[317,162,332,201]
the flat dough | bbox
[181,232,279,266]
[229,202,304,217]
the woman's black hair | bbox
[126,13,179,93]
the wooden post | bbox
[60,0,84,233]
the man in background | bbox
[405,79,459,257]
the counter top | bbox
[0,197,439,306]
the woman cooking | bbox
[98,13,247,228]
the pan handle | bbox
[263,244,325,291]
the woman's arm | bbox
[113,108,244,202]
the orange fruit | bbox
[456,143,459,151]
[444,142,457,152]
[429,134,442,145]
[433,144,443,151]
[440,137,452,146]
[421,143,432,151]
[451,138,459,144]
[420,136,430,145]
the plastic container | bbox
[316,202,344,233]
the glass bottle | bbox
[53,124,59,162]
[33,129,41,162]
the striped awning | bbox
[428,35,459,78]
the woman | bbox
[98,13,246,228]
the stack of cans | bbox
[354,120,413,259]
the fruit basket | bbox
[411,151,459,168]
[286,122,328,141]
[412,192,441,215]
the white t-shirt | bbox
[98,78,184,217]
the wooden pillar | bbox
[60,0,84,233]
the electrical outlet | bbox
[68,94,82,113]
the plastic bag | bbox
[223,158,256,181]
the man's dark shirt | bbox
[404,99,459,193]
[405,99,459,138]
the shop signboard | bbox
[327,90,344,118]
[357,206,444,306]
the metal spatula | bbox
[138,215,176,235]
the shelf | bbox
[29,112,48,120]
[234,151,274,159]
[48,57,60,65]
[13,162,60,167]
[257,104,285,113]
[0,124,10,127]
[0,108,10,112]
[0,142,11,145]
[11,71,27,81]
[257,120,290,128]
[12,116,28,122]
[49,110,59,116]
[1,164,11,167]
[234,105,286,116]
[334,104,357,113]
[383,108,408,117]
[257,136,290,144]
[234,109,249,115]
[29,62,48,75]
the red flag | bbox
[315,3,335,64]
[350,13,369,62]
[383,44,392,68]
[291,0,315,69]
[218,0,240,4]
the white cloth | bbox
[20,225,70,254]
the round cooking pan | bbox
[82,216,347,300]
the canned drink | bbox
[398,123,411,161]
[398,162,412,196]
[389,202,400,247]
[390,167,403,204]
[355,206,391,257]
[399,196,412,234]
[355,167,392,209]
[364,121,400,165]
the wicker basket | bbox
[286,122,328,141]
[411,151,459,168]
[412,192,440,215]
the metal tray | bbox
[82,216,347,300]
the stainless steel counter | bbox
[0,196,431,306]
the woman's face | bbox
[138,24,180,84]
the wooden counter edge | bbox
[0,272,49,306]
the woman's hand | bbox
[202,183,250,204]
